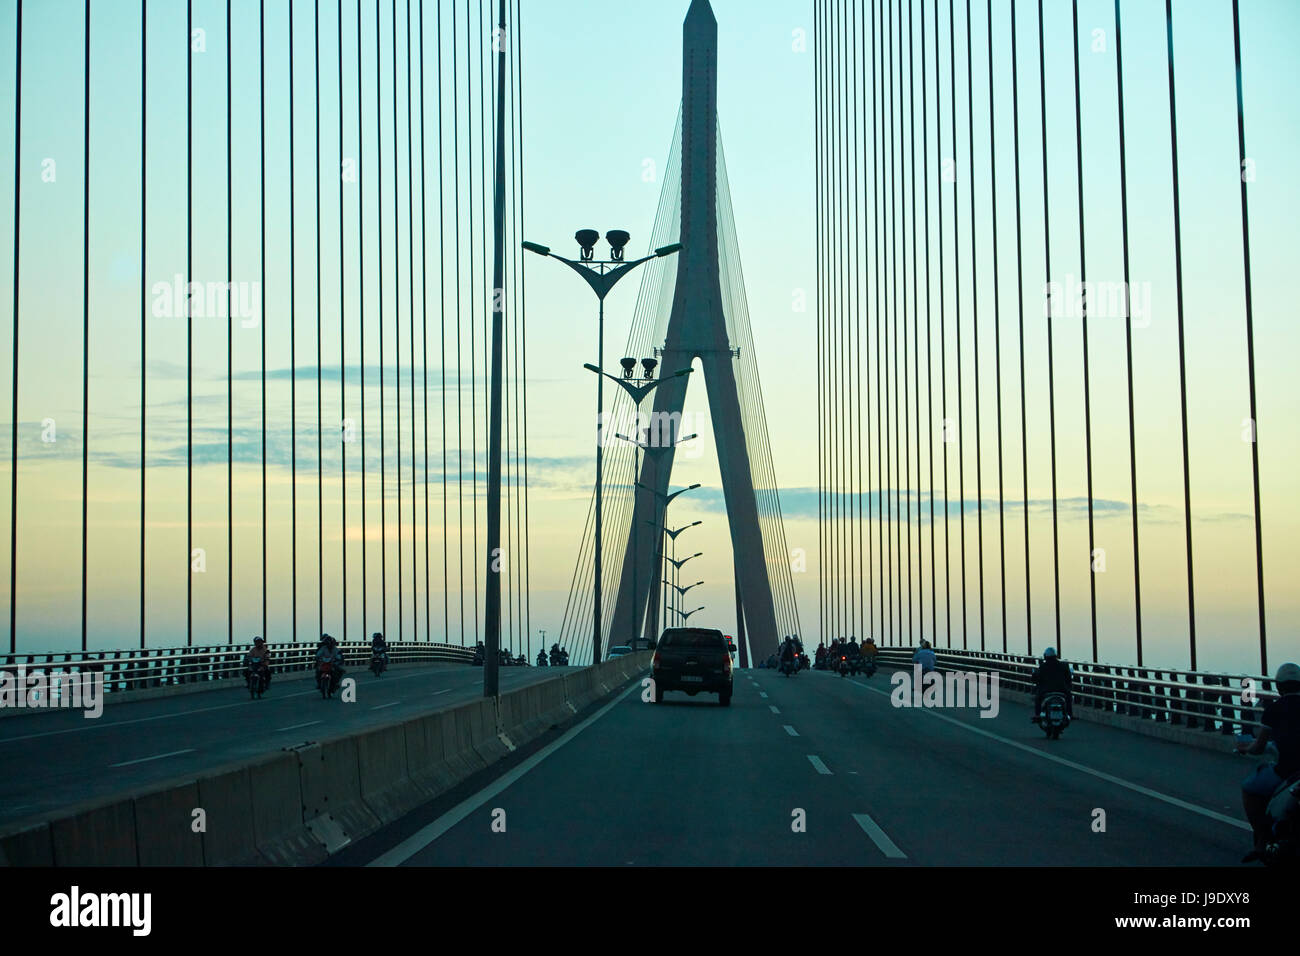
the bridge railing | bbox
[0,642,477,696]
[873,647,1274,736]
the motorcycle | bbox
[780,656,797,677]
[536,654,548,667]
[370,651,387,677]
[1035,692,1070,740]
[1254,772,1300,865]
[245,660,269,698]
[837,654,850,677]
[316,661,335,699]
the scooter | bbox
[1237,735,1298,866]
[316,661,335,699]
[370,651,387,677]
[1254,773,1300,865]
[1035,692,1070,740]
[245,661,269,698]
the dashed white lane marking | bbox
[275,720,322,732]
[759,692,768,699]
[850,682,1250,832]
[807,754,832,775]
[769,705,780,714]
[432,689,452,696]
[853,812,907,859]
[0,665,466,744]
[784,725,799,737]
[371,701,402,710]
[109,748,196,768]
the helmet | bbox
[866,637,875,644]
[253,637,265,645]
[1276,662,1300,685]
[1043,646,1058,659]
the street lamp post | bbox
[662,550,703,626]
[660,520,702,624]
[589,357,692,650]
[638,482,701,645]
[666,578,705,618]
[617,425,697,650]
[678,606,706,624]
[523,235,682,665]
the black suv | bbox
[651,627,733,706]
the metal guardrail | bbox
[874,647,1276,736]
[0,642,477,695]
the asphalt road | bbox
[0,663,559,829]
[353,665,1255,866]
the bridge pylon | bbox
[607,0,779,665]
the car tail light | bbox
[652,652,661,670]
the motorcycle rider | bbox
[537,648,547,667]
[913,639,937,675]
[370,631,388,668]
[244,637,272,691]
[779,637,797,671]
[862,636,878,663]
[1237,661,1300,859]
[1030,647,1073,722]
[815,642,828,669]
[315,634,345,693]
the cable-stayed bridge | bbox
[0,0,1296,880]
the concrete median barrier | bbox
[441,703,487,784]
[50,797,138,866]
[0,820,52,866]
[195,762,256,866]
[358,722,430,825]
[467,697,511,765]
[249,750,325,866]
[297,737,381,853]
[410,711,459,795]
[0,652,652,867]
[134,779,204,866]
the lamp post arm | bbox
[548,251,657,300]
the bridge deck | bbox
[0,663,557,830]
[341,667,1252,866]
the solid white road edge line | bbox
[853,812,907,858]
[366,680,642,866]
[851,681,1250,831]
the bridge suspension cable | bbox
[814,0,1284,674]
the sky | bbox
[0,0,1294,677]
